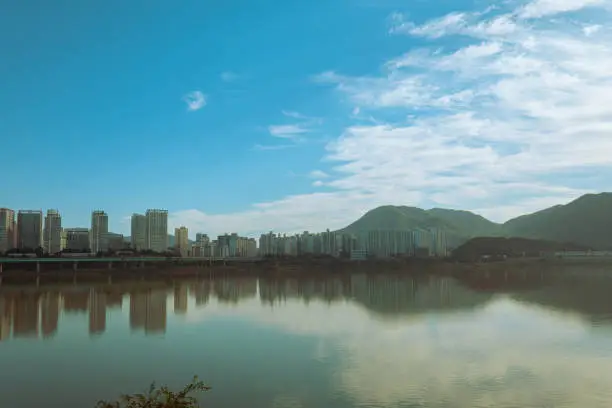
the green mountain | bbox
[338,206,499,248]
[338,192,612,249]
[427,208,502,237]
[503,192,612,249]
[339,206,453,232]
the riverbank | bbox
[1,256,611,286]
[0,258,447,285]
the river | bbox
[1,269,612,407]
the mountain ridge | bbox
[339,192,612,249]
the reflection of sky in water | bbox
[0,274,612,408]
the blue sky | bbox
[2,0,611,237]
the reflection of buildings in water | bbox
[40,292,60,338]
[12,294,40,338]
[174,285,188,315]
[130,292,146,329]
[89,290,107,335]
[297,278,350,303]
[213,278,257,303]
[107,293,123,309]
[191,281,212,306]
[63,291,90,313]
[259,279,298,306]
[129,291,167,334]
[0,296,13,341]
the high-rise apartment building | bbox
[145,209,168,253]
[130,213,147,251]
[174,226,189,257]
[0,208,16,253]
[43,209,62,254]
[17,210,43,250]
[90,210,108,254]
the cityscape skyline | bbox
[0,206,448,259]
[0,206,315,241]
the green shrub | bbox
[96,376,211,408]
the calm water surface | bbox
[1,270,612,408]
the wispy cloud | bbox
[172,0,611,237]
[282,110,308,119]
[253,144,296,151]
[309,170,330,179]
[183,91,206,111]
[255,111,322,151]
[268,124,309,139]
[518,0,606,18]
[220,71,239,82]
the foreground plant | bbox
[96,376,211,408]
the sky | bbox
[2,0,612,238]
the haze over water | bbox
[1,270,612,408]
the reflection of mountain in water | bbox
[353,275,495,317]
[512,276,612,326]
[455,268,612,327]
[259,274,494,318]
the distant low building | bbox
[99,232,125,253]
[64,228,90,252]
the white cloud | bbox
[583,24,602,36]
[183,91,206,111]
[268,124,309,139]
[518,0,606,18]
[312,180,324,187]
[170,0,612,237]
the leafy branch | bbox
[96,376,211,408]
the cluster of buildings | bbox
[0,207,259,258]
[258,228,448,259]
[0,206,449,259]
[0,208,166,255]
[188,232,257,258]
